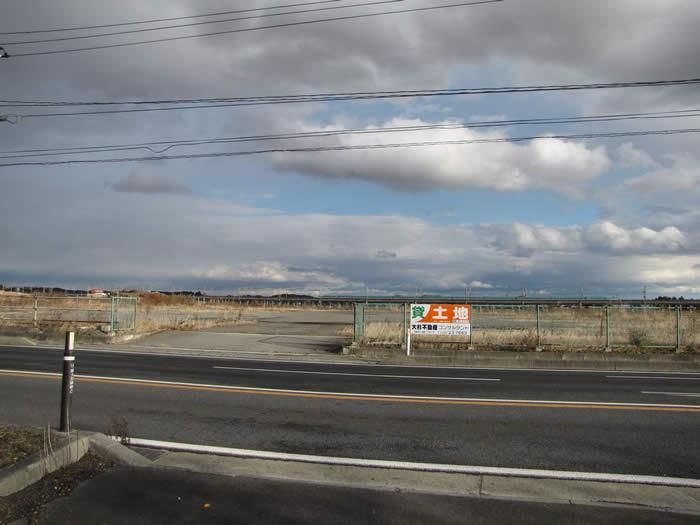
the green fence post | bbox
[605,306,612,352]
[535,304,542,351]
[110,297,115,333]
[353,303,365,345]
[676,306,682,353]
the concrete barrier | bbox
[0,433,88,497]
[0,431,151,498]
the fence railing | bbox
[0,295,137,332]
[352,303,698,352]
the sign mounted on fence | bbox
[410,304,471,336]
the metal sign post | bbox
[59,332,75,432]
[406,314,412,356]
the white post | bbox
[406,306,412,356]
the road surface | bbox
[0,345,698,479]
[36,467,696,525]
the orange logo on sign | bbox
[413,304,470,324]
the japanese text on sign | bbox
[410,304,471,336]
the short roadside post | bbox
[676,306,682,353]
[59,331,75,432]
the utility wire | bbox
[0,0,346,35]
[1,108,698,159]
[0,128,696,168]
[4,0,504,57]
[4,79,698,107]
[2,79,699,119]
[1,0,404,46]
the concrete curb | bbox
[0,433,88,497]
[151,450,700,515]
[0,431,151,498]
[346,347,700,372]
[83,433,152,467]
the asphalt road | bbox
[37,467,697,525]
[1,345,699,478]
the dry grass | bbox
[355,308,700,352]
[0,427,45,469]
[134,309,251,333]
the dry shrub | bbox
[108,416,130,445]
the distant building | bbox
[87,288,109,298]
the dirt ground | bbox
[0,452,112,524]
[0,427,45,470]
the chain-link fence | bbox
[353,303,698,352]
[0,295,137,332]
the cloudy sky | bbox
[1,0,699,297]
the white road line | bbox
[642,391,700,398]
[124,436,700,488]
[607,375,700,380]
[2,344,699,375]
[212,365,500,381]
[1,368,699,409]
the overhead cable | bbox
[0,127,697,168]
[0,0,404,46]
[0,1,347,35]
[3,78,699,119]
[1,108,698,159]
[3,0,504,57]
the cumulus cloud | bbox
[625,155,700,193]
[481,221,686,257]
[617,143,657,168]
[112,168,191,195]
[1,1,699,296]
[271,119,610,196]
[583,222,685,252]
[0,179,694,294]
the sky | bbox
[1,0,699,297]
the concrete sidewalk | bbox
[34,465,700,525]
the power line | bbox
[0,127,696,168]
[1,0,404,46]
[0,0,346,35]
[5,0,504,57]
[1,108,698,159]
[2,79,699,119]
[5,77,700,107]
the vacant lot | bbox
[355,305,699,352]
[1,292,696,352]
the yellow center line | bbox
[2,370,700,413]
